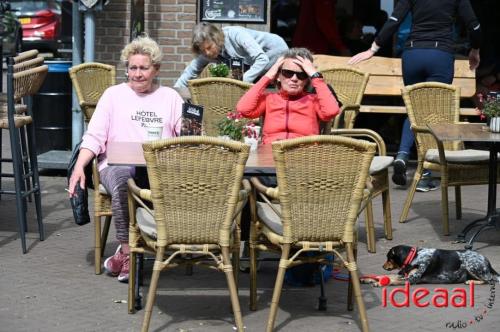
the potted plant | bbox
[216,111,247,141]
[208,63,230,78]
[478,92,500,132]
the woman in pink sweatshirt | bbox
[236,47,340,144]
[68,35,184,282]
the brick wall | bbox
[94,1,129,82]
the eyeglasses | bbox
[280,69,308,80]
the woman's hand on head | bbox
[264,56,285,80]
[294,56,317,76]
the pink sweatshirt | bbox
[81,83,184,170]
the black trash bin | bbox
[32,59,72,155]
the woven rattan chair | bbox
[69,62,116,123]
[399,82,498,235]
[188,77,253,136]
[321,67,369,131]
[69,62,115,274]
[0,57,48,253]
[331,129,393,253]
[248,135,375,332]
[127,136,250,332]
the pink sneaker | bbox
[104,245,128,277]
[117,255,130,283]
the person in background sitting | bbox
[174,22,288,88]
[68,35,184,282]
[237,47,340,144]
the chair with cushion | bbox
[188,77,253,136]
[399,82,498,235]
[69,62,116,274]
[331,128,393,253]
[320,67,369,131]
[0,56,48,253]
[248,135,375,332]
[69,62,116,123]
[127,136,250,332]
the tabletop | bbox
[428,123,500,142]
[106,140,275,174]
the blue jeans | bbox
[398,48,454,155]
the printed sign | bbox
[199,0,266,23]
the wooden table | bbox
[428,123,500,248]
[106,140,275,175]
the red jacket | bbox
[237,76,340,144]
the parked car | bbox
[0,1,23,56]
[9,0,63,54]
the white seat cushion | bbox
[370,156,393,174]
[136,207,157,239]
[256,201,283,235]
[425,149,491,163]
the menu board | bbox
[200,0,267,23]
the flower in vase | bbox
[216,111,247,141]
[477,92,500,120]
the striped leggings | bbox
[99,166,135,242]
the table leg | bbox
[457,142,499,249]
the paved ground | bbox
[1,130,500,331]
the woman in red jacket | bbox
[236,47,340,144]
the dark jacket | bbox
[375,0,481,54]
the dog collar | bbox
[401,247,417,269]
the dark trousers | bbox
[398,48,455,155]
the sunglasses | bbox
[280,69,308,80]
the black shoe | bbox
[392,155,408,186]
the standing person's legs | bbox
[393,48,454,187]
[99,165,135,282]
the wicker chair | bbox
[0,52,44,199]
[331,129,393,253]
[127,136,250,332]
[188,77,253,136]
[69,62,115,274]
[399,82,498,235]
[321,67,369,131]
[0,57,48,253]
[69,62,116,123]
[248,135,375,332]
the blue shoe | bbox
[416,175,438,192]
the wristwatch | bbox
[310,72,323,79]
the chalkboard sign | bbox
[199,0,267,23]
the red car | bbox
[10,0,62,53]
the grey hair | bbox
[281,47,314,62]
[191,22,225,55]
[120,34,162,67]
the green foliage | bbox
[216,111,247,141]
[209,63,230,77]
[479,93,500,118]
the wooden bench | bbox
[313,55,477,116]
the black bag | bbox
[67,140,94,226]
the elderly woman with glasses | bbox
[68,35,184,283]
[237,47,340,144]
